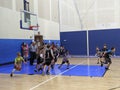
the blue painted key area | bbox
[0,63,106,77]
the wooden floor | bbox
[0,58,120,90]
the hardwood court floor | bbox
[0,58,120,90]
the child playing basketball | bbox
[10,52,26,77]
[95,47,102,64]
[21,43,29,62]
[58,49,70,69]
[51,47,59,69]
[103,47,116,70]
[42,44,55,75]
[34,47,44,72]
[100,44,109,67]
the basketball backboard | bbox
[20,10,38,30]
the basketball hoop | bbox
[29,25,39,30]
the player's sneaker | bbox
[101,63,103,67]
[10,73,13,77]
[34,69,37,72]
[66,67,69,69]
[105,67,109,70]
[46,70,50,75]
[51,65,54,70]
[42,71,45,76]
[58,66,61,69]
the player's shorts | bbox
[62,59,69,64]
[14,64,21,71]
[105,57,112,64]
[43,58,52,66]
[97,54,102,58]
[37,57,43,64]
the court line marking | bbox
[29,61,85,90]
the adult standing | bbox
[29,41,37,65]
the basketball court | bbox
[0,0,120,90]
[0,58,120,90]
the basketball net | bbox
[29,25,39,30]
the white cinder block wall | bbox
[60,0,120,32]
[0,0,120,41]
[0,0,60,40]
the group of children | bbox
[10,43,115,77]
[96,44,116,70]
[10,43,70,77]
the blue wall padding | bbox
[89,29,120,55]
[0,39,32,64]
[60,29,120,55]
[60,31,87,55]
[0,39,60,64]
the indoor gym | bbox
[0,0,120,90]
